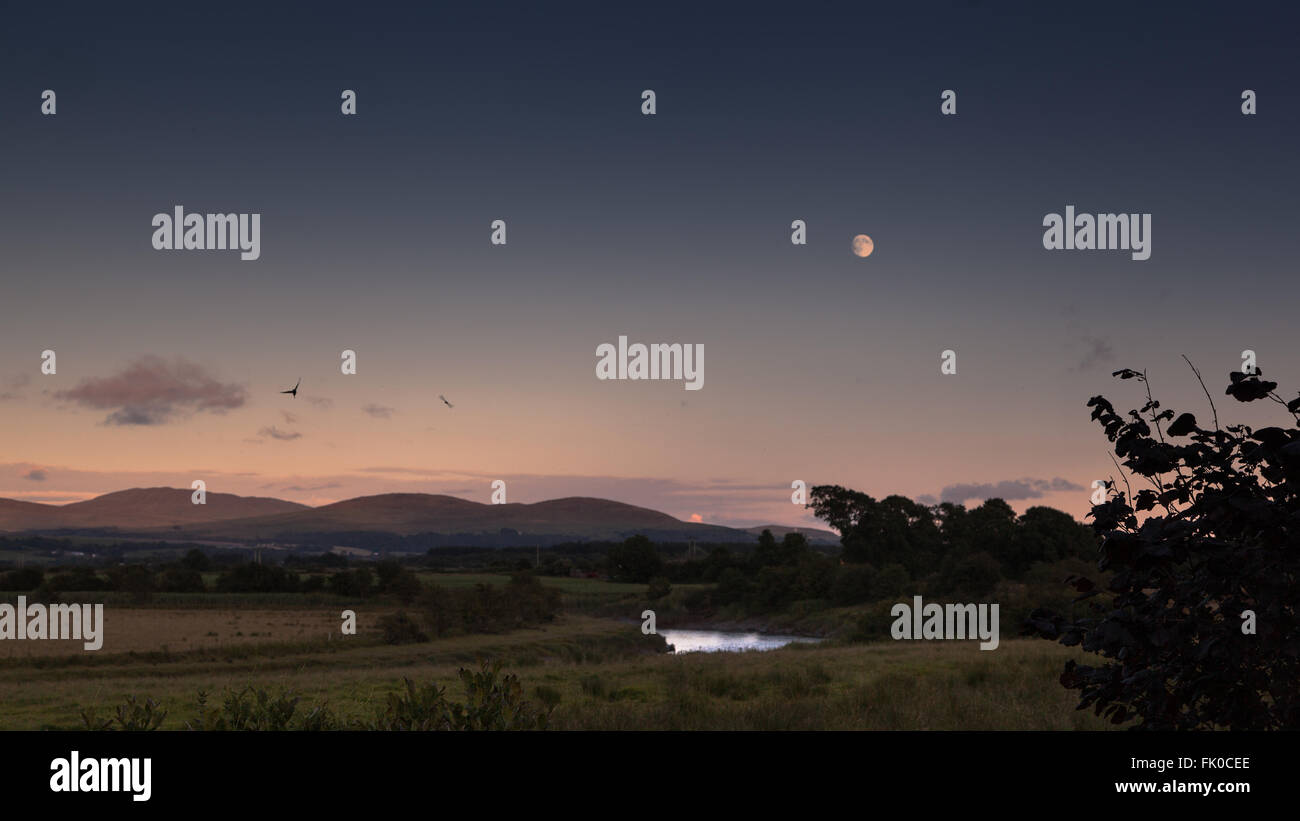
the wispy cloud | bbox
[281,482,342,492]
[939,477,1084,504]
[54,356,246,425]
[1074,336,1116,372]
[362,404,395,419]
[0,373,31,401]
[258,426,302,441]
[23,468,47,481]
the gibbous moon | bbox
[852,234,874,258]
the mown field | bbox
[0,602,1112,730]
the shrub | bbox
[647,576,672,600]
[379,610,429,644]
[156,566,205,593]
[0,567,44,591]
[936,550,1002,601]
[186,687,327,731]
[606,535,663,583]
[216,563,300,593]
[366,661,553,730]
[328,567,374,598]
[872,563,911,600]
[830,564,876,606]
[1029,364,1300,729]
[46,567,111,592]
[81,695,166,731]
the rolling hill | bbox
[0,488,308,532]
[0,488,820,547]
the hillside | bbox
[0,487,308,532]
[0,489,762,545]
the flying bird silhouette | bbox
[439,394,453,408]
[281,378,301,398]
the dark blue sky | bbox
[1,1,1296,524]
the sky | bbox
[1,1,1297,528]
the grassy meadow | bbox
[0,571,1113,730]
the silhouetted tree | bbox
[1029,365,1300,729]
[1009,506,1098,574]
[180,549,211,572]
[752,529,780,567]
[964,498,1017,569]
[809,488,942,573]
[936,550,1002,601]
[156,567,205,593]
[606,535,663,583]
[752,530,812,568]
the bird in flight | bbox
[439,394,453,408]
[281,378,301,398]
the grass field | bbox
[0,607,370,659]
[0,603,1112,730]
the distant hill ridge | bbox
[0,487,306,530]
[742,524,841,545]
[0,487,821,546]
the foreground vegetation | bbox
[0,610,1109,730]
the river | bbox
[658,628,822,654]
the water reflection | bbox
[658,629,822,654]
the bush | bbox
[156,566,206,593]
[935,551,1002,601]
[366,661,552,730]
[107,565,155,602]
[378,610,429,645]
[416,576,560,638]
[384,569,423,604]
[47,567,112,592]
[216,563,300,593]
[647,576,672,600]
[713,567,752,606]
[180,548,211,571]
[81,695,166,731]
[606,535,663,583]
[186,687,335,731]
[0,567,44,591]
[1029,365,1300,729]
[830,564,876,606]
[328,567,374,598]
[90,662,547,732]
[872,563,911,600]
